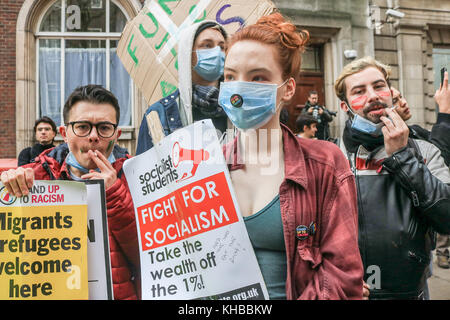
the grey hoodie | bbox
[177,20,227,127]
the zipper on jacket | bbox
[408,251,426,265]
[354,151,368,270]
[411,191,420,207]
[392,154,421,208]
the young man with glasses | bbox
[1,84,140,300]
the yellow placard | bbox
[0,205,88,300]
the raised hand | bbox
[381,107,409,157]
[80,150,117,189]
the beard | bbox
[362,101,389,123]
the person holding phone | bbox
[432,68,450,165]
[432,68,450,269]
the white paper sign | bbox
[85,180,113,300]
[123,120,268,300]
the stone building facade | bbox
[275,0,375,136]
[0,0,448,158]
[370,0,450,129]
[275,0,450,137]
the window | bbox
[36,0,132,127]
[433,48,450,89]
[301,46,322,73]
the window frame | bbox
[432,46,450,115]
[35,0,134,130]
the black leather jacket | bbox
[343,139,450,299]
[409,112,450,166]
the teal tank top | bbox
[244,195,287,300]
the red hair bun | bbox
[228,12,310,79]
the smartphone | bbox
[441,67,447,87]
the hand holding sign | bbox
[1,167,35,197]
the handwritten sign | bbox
[117,0,275,105]
[123,120,268,300]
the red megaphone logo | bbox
[172,142,210,182]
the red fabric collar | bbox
[223,124,308,189]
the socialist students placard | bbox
[123,120,268,300]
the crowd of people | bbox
[2,11,449,300]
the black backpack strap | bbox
[42,161,56,180]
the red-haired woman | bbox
[220,12,364,300]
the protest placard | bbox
[117,0,275,105]
[85,180,113,300]
[0,180,113,300]
[123,119,269,300]
[0,181,88,300]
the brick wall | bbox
[0,0,25,158]
[1,0,146,159]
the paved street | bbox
[429,252,450,300]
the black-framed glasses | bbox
[67,121,118,138]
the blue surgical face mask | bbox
[218,80,287,130]
[346,102,392,137]
[351,113,385,136]
[194,46,225,82]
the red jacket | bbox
[224,125,363,299]
[24,144,140,300]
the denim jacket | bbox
[136,89,183,155]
